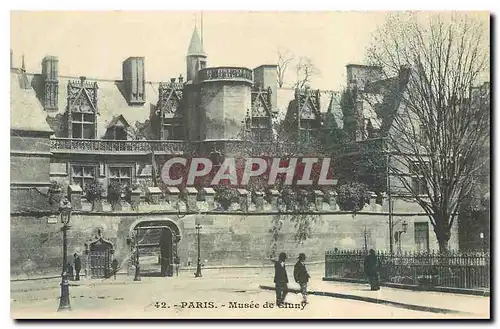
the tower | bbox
[186,26,207,83]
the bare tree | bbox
[367,13,490,252]
[293,56,320,89]
[277,48,294,88]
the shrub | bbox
[214,185,239,210]
[47,180,62,207]
[337,181,370,212]
[107,181,122,204]
[85,180,104,202]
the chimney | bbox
[178,74,184,84]
[122,57,145,104]
[42,56,59,111]
[253,65,277,109]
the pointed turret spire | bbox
[187,26,205,56]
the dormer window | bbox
[106,125,127,140]
[299,119,315,143]
[163,119,183,140]
[251,117,271,142]
[104,115,129,140]
[72,113,96,139]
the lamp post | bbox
[394,220,408,254]
[58,197,72,311]
[479,232,485,253]
[194,224,202,278]
[127,229,141,281]
[385,137,394,256]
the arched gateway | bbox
[129,218,181,277]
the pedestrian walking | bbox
[174,255,180,277]
[67,262,74,281]
[112,258,119,280]
[294,253,310,305]
[270,252,288,306]
[73,253,81,281]
[364,249,380,291]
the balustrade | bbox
[199,67,253,83]
[51,138,185,154]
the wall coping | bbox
[10,210,432,217]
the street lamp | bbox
[480,232,485,253]
[394,220,408,254]
[58,197,72,311]
[194,224,202,278]
[126,229,141,281]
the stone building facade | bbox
[10,27,459,278]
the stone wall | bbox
[10,196,458,279]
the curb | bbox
[11,262,326,283]
[259,285,472,315]
[322,277,491,297]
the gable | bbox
[106,114,130,129]
[158,82,183,120]
[67,80,98,113]
[251,89,271,118]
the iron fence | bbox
[325,249,490,290]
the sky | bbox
[10,11,490,91]
[10,11,393,91]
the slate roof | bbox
[187,26,205,56]
[276,88,344,127]
[12,72,161,138]
[10,69,52,133]
[11,65,351,138]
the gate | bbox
[90,250,111,278]
[88,233,115,279]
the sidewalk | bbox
[11,275,147,294]
[259,279,490,317]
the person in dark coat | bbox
[174,255,180,277]
[270,252,289,306]
[67,262,74,281]
[294,253,310,305]
[73,253,81,281]
[364,249,380,291]
[112,258,119,280]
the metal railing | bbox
[199,67,253,83]
[325,249,490,290]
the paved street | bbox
[11,266,489,319]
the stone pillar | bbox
[202,187,216,209]
[297,189,309,210]
[165,186,181,207]
[129,188,141,211]
[326,190,338,210]
[146,186,163,204]
[68,185,82,210]
[313,190,324,211]
[253,191,264,211]
[185,186,199,211]
[381,192,389,212]
[369,191,377,211]
[83,243,90,280]
[267,189,280,211]
[237,189,249,212]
